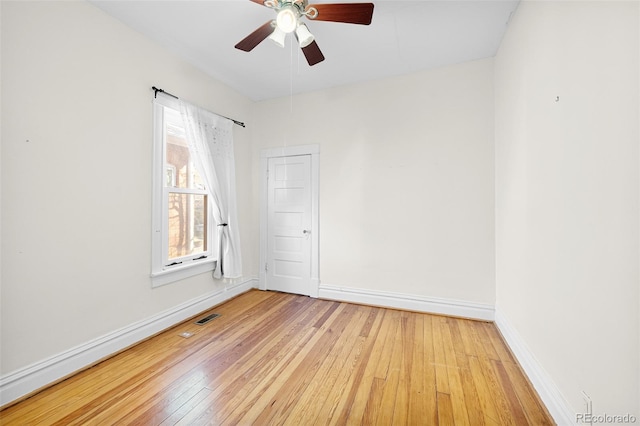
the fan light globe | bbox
[276,7,297,33]
[295,24,314,48]
[268,26,286,48]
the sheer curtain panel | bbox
[179,100,242,279]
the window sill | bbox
[151,259,216,288]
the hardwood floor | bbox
[0,290,554,425]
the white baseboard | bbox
[318,284,495,321]
[495,309,576,426]
[0,278,258,407]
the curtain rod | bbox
[152,86,246,128]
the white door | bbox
[266,155,312,296]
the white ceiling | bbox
[90,0,519,101]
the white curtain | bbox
[179,100,242,279]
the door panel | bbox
[267,155,312,296]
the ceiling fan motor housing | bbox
[266,0,317,21]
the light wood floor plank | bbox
[391,312,415,425]
[468,355,504,426]
[181,296,333,425]
[494,359,531,425]
[340,309,392,425]
[285,305,369,425]
[503,361,555,426]
[419,315,439,425]
[407,314,427,425]
[437,391,456,426]
[456,351,486,426]
[441,319,471,426]
[231,302,354,425]
[375,312,403,425]
[252,303,359,425]
[220,325,320,425]
[197,298,324,424]
[0,290,555,425]
[432,317,452,395]
[133,293,301,425]
[328,307,384,426]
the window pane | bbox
[168,193,208,261]
[164,107,205,190]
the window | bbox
[151,96,217,286]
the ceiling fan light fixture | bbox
[295,23,314,48]
[268,26,286,48]
[276,7,298,33]
[237,0,375,67]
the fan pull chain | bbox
[290,33,294,116]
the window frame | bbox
[151,95,216,287]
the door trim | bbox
[260,144,319,297]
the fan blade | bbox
[301,40,325,66]
[307,3,374,25]
[249,0,266,5]
[235,21,274,52]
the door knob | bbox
[303,229,311,234]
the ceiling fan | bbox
[235,0,374,66]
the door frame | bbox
[259,144,320,297]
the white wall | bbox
[495,0,639,420]
[252,59,496,305]
[1,0,256,380]
[0,0,4,382]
